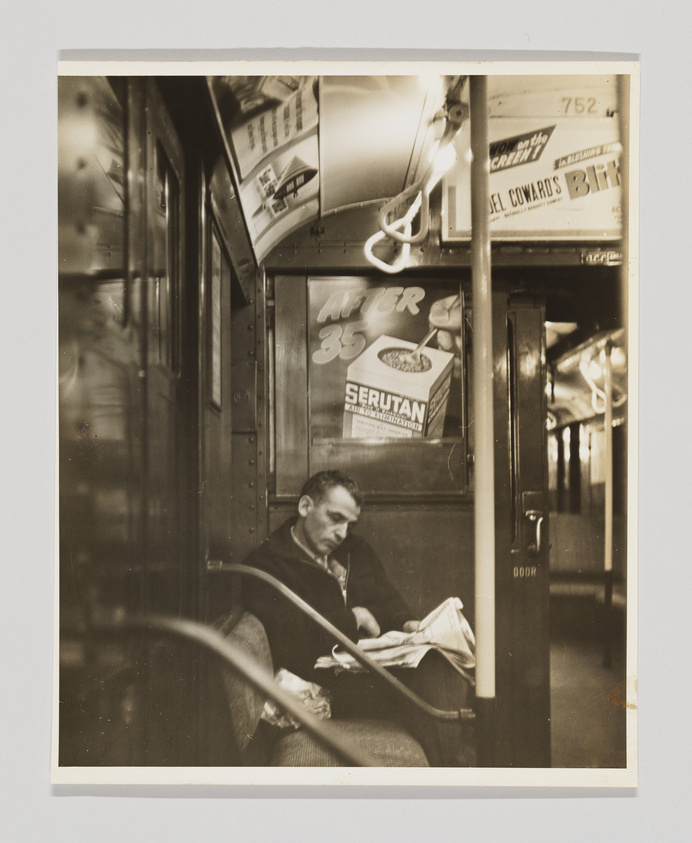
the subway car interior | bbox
[57,70,631,773]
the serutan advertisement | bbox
[308,278,464,443]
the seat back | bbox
[214,610,430,767]
[215,610,276,764]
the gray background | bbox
[1,2,686,840]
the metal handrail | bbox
[79,614,379,767]
[225,563,475,723]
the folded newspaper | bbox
[314,597,475,680]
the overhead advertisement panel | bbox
[442,115,622,241]
[212,76,320,262]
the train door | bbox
[134,81,202,763]
[141,80,191,617]
[493,289,551,767]
[198,153,263,623]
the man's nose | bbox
[334,523,348,541]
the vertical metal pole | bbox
[617,75,630,344]
[604,344,614,575]
[611,74,630,674]
[470,75,497,765]
[615,73,629,579]
[603,342,614,668]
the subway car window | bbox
[58,77,131,620]
[148,140,181,372]
[273,275,467,495]
[58,77,126,282]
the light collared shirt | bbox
[290,526,348,602]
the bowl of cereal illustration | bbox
[378,347,433,373]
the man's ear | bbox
[297,495,313,519]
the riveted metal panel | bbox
[230,359,257,432]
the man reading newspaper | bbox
[243,469,475,766]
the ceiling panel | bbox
[319,76,440,214]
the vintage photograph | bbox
[54,63,637,785]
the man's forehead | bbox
[321,485,360,514]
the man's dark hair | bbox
[300,470,364,507]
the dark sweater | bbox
[242,516,415,681]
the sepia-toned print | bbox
[54,63,637,786]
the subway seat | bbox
[217,611,430,767]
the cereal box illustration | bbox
[343,335,455,439]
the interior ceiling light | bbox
[578,347,627,415]
[364,77,468,274]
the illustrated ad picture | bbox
[212,75,320,261]
[308,277,464,443]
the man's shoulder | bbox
[337,530,374,561]
[244,517,296,566]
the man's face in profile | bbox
[297,485,361,557]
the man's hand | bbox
[429,294,463,378]
[402,620,421,633]
[352,606,381,638]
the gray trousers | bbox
[323,650,475,767]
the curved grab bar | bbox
[377,175,431,245]
[374,99,468,248]
[77,613,379,767]
[363,224,412,274]
[227,563,475,723]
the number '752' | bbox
[562,96,597,115]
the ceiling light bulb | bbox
[588,360,602,381]
[611,346,627,369]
